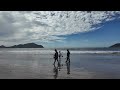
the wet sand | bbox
[0,64,97,79]
[0,59,95,79]
[0,51,120,79]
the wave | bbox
[0,50,120,55]
[71,51,120,54]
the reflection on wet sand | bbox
[53,64,58,79]
[53,60,70,79]
[66,61,70,75]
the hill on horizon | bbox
[109,43,120,48]
[0,43,44,48]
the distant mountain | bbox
[109,43,120,48]
[0,43,44,48]
[0,45,6,48]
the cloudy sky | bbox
[0,11,120,48]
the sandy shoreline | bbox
[0,50,120,79]
[0,62,94,79]
[0,62,119,79]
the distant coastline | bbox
[109,43,120,48]
[0,43,44,48]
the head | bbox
[67,49,69,52]
[59,51,61,53]
[55,49,57,52]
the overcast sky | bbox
[0,11,120,48]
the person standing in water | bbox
[53,49,58,65]
[66,49,70,63]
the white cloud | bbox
[0,11,120,46]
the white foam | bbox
[70,51,120,54]
[0,50,120,54]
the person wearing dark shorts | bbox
[53,49,58,65]
[66,49,70,63]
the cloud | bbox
[0,11,120,46]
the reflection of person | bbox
[53,64,58,79]
[66,61,70,74]
[58,51,63,69]
[53,49,58,65]
[58,60,61,71]
[66,49,70,63]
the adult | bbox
[66,49,70,62]
[53,49,58,65]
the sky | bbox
[0,11,120,48]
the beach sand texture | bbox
[0,49,120,79]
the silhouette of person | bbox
[66,49,70,63]
[53,63,58,79]
[53,49,58,65]
[66,61,70,74]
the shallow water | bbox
[0,48,120,79]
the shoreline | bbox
[0,49,120,79]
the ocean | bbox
[0,48,120,79]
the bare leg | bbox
[53,59,56,65]
[57,58,58,62]
[66,57,68,63]
[68,58,70,62]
